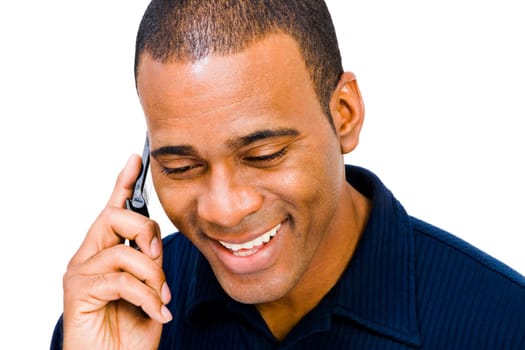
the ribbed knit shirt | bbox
[51,165,525,349]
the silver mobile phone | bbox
[126,136,150,248]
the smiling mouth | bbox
[218,223,281,257]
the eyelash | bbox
[159,147,289,176]
[160,164,202,175]
[244,147,288,163]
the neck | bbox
[256,183,371,340]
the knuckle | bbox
[99,205,118,221]
[132,218,159,246]
[90,272,128,300]
[66,256,77,270]
[92,272,111,290]
[63,261,84,290]
[142,219,159,236]
[62,270,74,292]
[112,271,132,288]
[62,270,89,303]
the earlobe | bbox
[329,72,365,154]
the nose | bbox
[197,165,263,228]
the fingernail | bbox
[161,282,172,305]
[150,236,161,258]
[160,305,172,323]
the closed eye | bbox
[158,159,206,179]
[244,147,288,165]
[160,164,202,175]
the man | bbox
[52,1,525,349]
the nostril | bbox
[197,186,263,228]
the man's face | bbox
[137,34,351,304]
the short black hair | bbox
[134,0,343,123]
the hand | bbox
[62,155,172,350]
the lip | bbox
[209,219,286,275]
[218,223,281,253]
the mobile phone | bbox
[125,136,150,248]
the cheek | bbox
[277,154,344,242]
[281,135,343,206]
[151,170,197,230]
[266,156,340,213]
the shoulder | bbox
[409,217,525,347]
[411,216,525,289]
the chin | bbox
[218,272,296,305]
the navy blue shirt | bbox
[51,165,525,349]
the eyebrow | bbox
[151,145,196,158]
[229,128,300,148]
[150,128,300,157]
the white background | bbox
[1,1,523,348]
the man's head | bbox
[134,0,366,308]
[134,0,343,123]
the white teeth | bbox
[219,223,281,253]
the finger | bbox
[65,271,172,324]
[70,207,162,266]
[106,154,143,209]
[114,213,162,261]
[74,244,169,304]
[99,208,162,259]
[68,154,147,266]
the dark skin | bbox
[62,155,170,349]
[62,33,369,348]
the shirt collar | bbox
[331,165,421,346]
[184,165,421,346]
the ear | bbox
[329,72,365,154]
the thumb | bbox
[107,154,143,209]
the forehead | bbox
[136,34,323,145]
